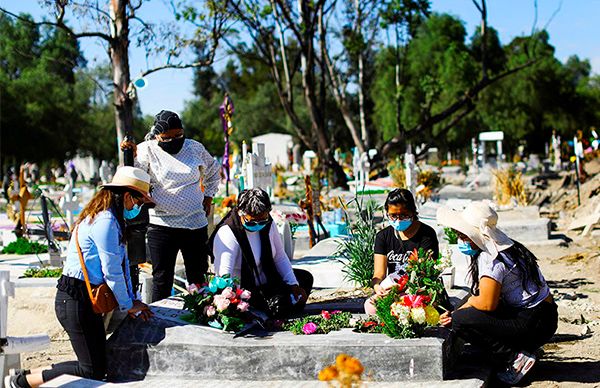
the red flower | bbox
[396,274,409,291]
[363,321,377,328]
[401,294,431,308]
[321,310,331,320]
[408,249,419,263]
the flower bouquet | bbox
[284,310,352,335]
[318,353,364,387]
[372,248,447,339]
[181,275,252,332]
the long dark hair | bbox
[75,187,141,244]
[385,188,417,215]
[468,240,544,295]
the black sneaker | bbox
[496,350,537,385]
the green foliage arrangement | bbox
[22,267,62,278]
[2,238,48,254]
[443,227,458,244]
[405,248,447,305]
[284,311,352,335]
[335,197,382,288]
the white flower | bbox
[410,307,427,324]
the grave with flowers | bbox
[104,246,474,384]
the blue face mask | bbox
[124,203,141,220]
[390,219,412,232]
[243,222,267,232]
[458,240,479,256]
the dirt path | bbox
[525,235,600,387]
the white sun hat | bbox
[436,201,513,257]
[101,166,154,205]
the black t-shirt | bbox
[374,222,439,275]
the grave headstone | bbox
[241,142,274,194]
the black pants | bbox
[147,224,209,302]
[452,300,558,365]
[42,285,107,382]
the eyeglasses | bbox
[156,133,184,143]
[387,213,412,221]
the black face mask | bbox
[158,136,185,154]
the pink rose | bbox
[215,298,231,312]
[331,310,342,314]
[204,305,216,317]
[221,287,236,299]
[321,310,331,320]
[237,301,250,312]
[187,284,199,294]
[302,322,318,335]
[240,290,252,300]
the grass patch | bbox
[22,267,62,278]
[2,238,48,254]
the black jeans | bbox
[452,300,558,365]
[147,224,209,302]
[42,282,107,382]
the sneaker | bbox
[496,351,537,385]
[4,375,22,388]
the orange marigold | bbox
[341,357,364,375]
[318,366,339,381]
[335,354,350,369]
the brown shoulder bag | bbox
[75,226,119,314]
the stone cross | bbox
[99,161,111,184]
[242,142,273,195]
[551,131,561,171]
[59,181,79,228]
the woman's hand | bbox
[120,139,137,158]
[290,284,307,304]
[439,311,452,327]
[128,300,153,321]
[374,284,390,297]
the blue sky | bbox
[2,0,599,117]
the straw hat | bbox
[436,201,513,257]
[102,166,154,205]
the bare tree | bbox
[1,0,229,164]
[226,0,349,188]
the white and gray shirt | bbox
[135,138,220,229]
[478,249,550,309]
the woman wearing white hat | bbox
[5,167,154,388]
[436,202,557,385]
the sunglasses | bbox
[242,215,270,227]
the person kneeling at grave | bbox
[364,188,451,315]
[436,202,558,385]
[5,167,153,388]
[210,188,313,318]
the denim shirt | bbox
[63,210,135,311]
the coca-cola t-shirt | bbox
[374,223,439,275]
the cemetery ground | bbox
[5,233,600,387]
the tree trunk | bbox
[109,0,133,166]
[355,0,369,150]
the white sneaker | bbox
[497,351,537,385]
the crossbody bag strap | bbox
[74,226,95,302]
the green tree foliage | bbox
[0,14,87,164]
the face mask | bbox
[158,136,185,154]
[243,222,267,232]
[458,240,479,256]
[124,203,141,220]
[390,219,412,232]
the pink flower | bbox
[187,283,199,294]
[321,310,331,320]
[213,295,231,312]
[331,310,342,314]
[401,294,431,308]
[237,301,250,312]
[204,305,216,317]
[240,290,252,300]
[302,322,318,335]
[221,287,236,299]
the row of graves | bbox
[0,131,586,386]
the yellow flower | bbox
[335,354,350,369]
[318,366,338,381]
[425,305,440,325]
[342,358,364,375]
